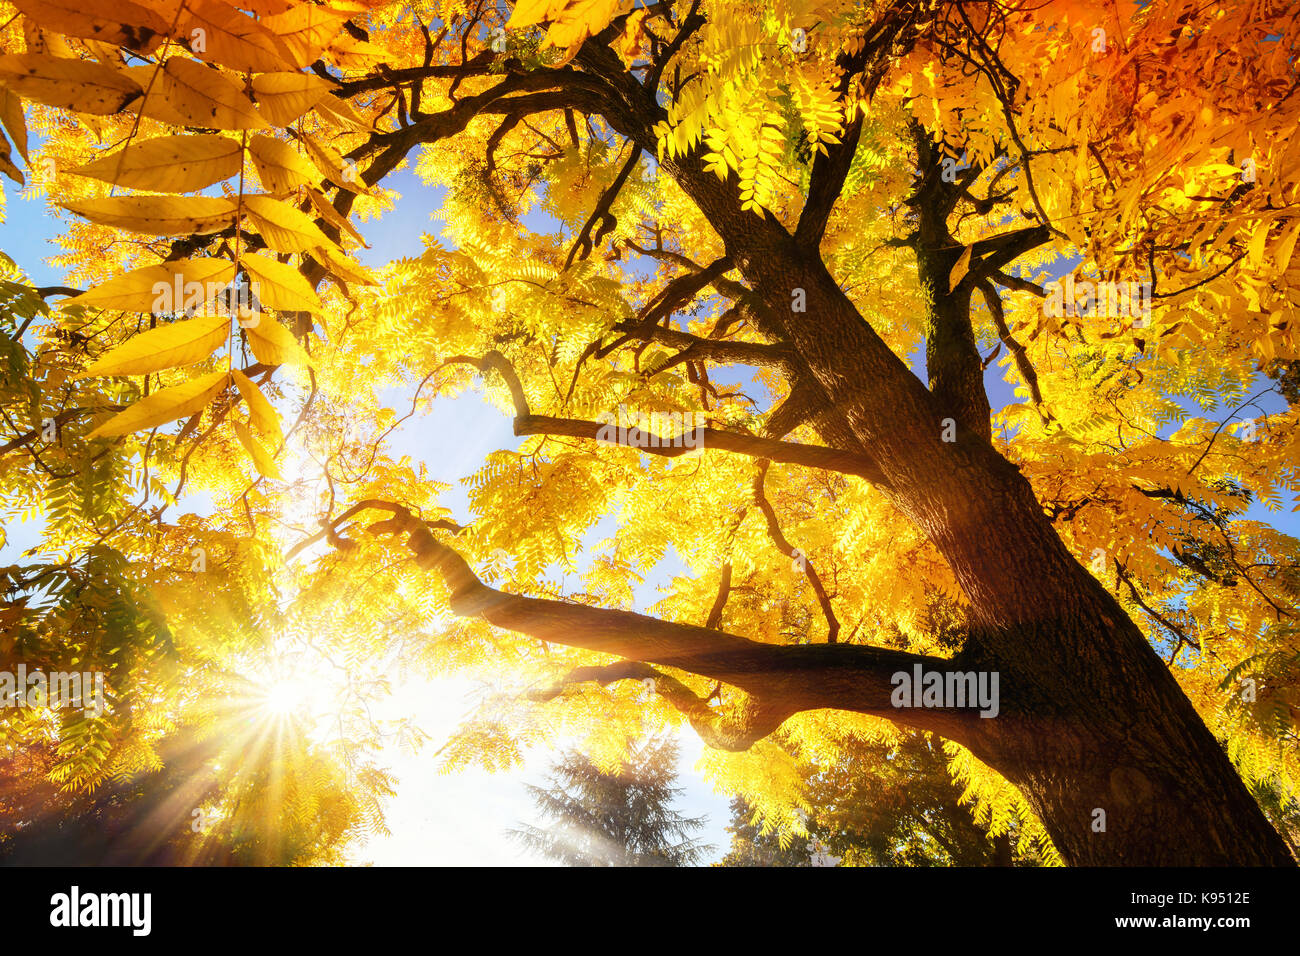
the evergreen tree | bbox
[510,736,710,866]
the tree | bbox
[509,735,710,865]
[803,730,1046,866]
[721,730,1046,867]
[0,727,373,865]
[719,797,812,867]
[0,0,1298,865]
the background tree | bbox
[0,0,1297,865]
[719,797,812,867]
[804,730,1045,866]
[720,729,1046,866]
[509,735,710,866]
[0,726,378,865]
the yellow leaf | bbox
[541,0,629,63]
[260,5,352,68]
[60,196,239,236]
[507,0,571,30]
[22,18,75,58]
[177,0,298,74]
[1274,219,1300,274]
[0,138,22,185]
[241,252,323,315]
[76,314,230,378]
[132,0,184,18]
[327,33,389,69]
[232,368,282,443]
[616,8,646,67]
[251,72,333,127]
[70,134,242,192]
[305,186,368,247]
[312,92,372,131]
[204,0,295,15]
[319,247,377,287]
[1248,219,1270,268]
[1201,163,1242,178]
[325,1,384,15]
[124,65,193,127]
[1,88,29,163]
[948,245,972,292]
[0,54,143,115]
[64,258,236,312]
[232,417,283,479]
[136,0,295,15]
[243,194,338,255]
[133,58,267,131]
[88,370,229,438]
[9,0,167,54]
[248,135,317,193]
[243,314,316,367]
[82,39,130,68]
[300,132,368,195]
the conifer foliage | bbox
[510,736,710,866]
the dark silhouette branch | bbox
[513,413,884,482]
[565,145,643,268]
[438,352,885,483]
[705,562,733,630]
[978,279,1049,415]
[753,459,840,643]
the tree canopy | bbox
[0,0,1298,865]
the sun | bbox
[247,651,342,738]
[262,676,314,717]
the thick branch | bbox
[794,5,918,248]
[595,256,733,360]
[526,659,780,751]
[620,241,752,302]
[565,145,642,268]
[356,505,988,747]
[990,269,1046,298]
[969,226,1052,282]
[705,562,733,630]
[764,378,828,439]
[617,324,795,371]
[795,114,863,249]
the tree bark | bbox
[727,237,1294,865]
